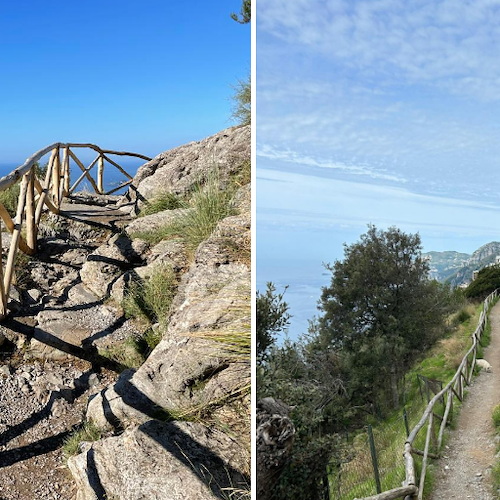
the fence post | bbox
[403,408,410,437]
[367,424,381,494]
[98,155,104,194]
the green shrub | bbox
[465,266,500,299]
[454,308,471,325]
[63,421,104,459]
[140,192,184,216]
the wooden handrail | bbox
[0,142,150,319]
[357,289,498,500]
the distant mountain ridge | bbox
[423,241,500,286]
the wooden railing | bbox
[0,143,150,318]
[356,289,498,500]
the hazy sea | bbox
[257,262,332,342]
[0,158,143,195]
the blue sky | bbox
[0,0,249,163]
[257,0,500,338]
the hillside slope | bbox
[424,242,500,287]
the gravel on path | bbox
[430,302,500,500]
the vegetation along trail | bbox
[430,301,500,500]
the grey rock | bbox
[125,208,191,238]
[27,289,42,302]
[80,233,144,298]
[147,239,188,272]
[0,365,10,377]
[233,183,251,213]
[68,420,248,500]
[119,125,250,214]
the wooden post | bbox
[97,155,104,194]
[4,175,29,299]
[63,146,70,196]
[418,413,433,500]
[0,223,6,317]
[25,169,36,253]
[52,148,60,206]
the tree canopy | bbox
[317,225,454,409]
[465,265,500,299]
[256,282,290,364]
[231,0,251,23]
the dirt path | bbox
[430,302,500,500]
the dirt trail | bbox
[430,302,500,500]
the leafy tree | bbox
[465,265,500,299]
[317,225,454,411]
[256,282,290,364]
[231,0,251,23]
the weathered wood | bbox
[418,413,433,500]
[0,143,149,194]
[437,388,453,449]
[411,447,439,460]
[97,155,104,194]
[451,386,462,403]
[63,146,70,196]
[69,155,99,193]
[101,154,133,180]
[25,170,36,252]
[4,175,29,298]
[33,177,59,216]
[68,150,99,193]
[0,226,6,317]
[468,345,477,385]
[354,485,418,500]
[404,443,415,486]
[105,179,133,195]
[67,144,152,161]
[0,143,61,193]
[34,153,59,222]
[52,148,61,207]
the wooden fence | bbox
[355,289,498,500]
[0,143,150,319]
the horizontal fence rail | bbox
[355,289,498,500]
[0,143,150,319]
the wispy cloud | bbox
[258,144,407,183]
[259,0,500,100]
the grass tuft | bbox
[139,192,184,216]
[122,263,178,328]
[62,421,104,460]
[132,167,236,253]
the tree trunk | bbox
[257,398,295,500]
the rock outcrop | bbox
[66,125,251,499]
[118,125,250,214]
